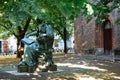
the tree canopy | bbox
[85,0,120,26]
[0,0,120,55]
[0,0,41,57]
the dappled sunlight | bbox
[57,63,72,66]
[33,72,41,76]
[0,13,2,17]
[113,76,120,80]
[72,72,117,80]
[86,3,94,15]
[69,64,107,72]
[57,62,107,72]
[25,54,28,57]
[82,41,87,46]
[1,54,120,80]
[32,77,37,80]
[96,63,105,66]
[78,77,96,80]
[81,61,89,65]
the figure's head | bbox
[36,18,43,24]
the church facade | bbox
[74,9,120,54]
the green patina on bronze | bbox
[18,19,57,72]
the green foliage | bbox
[85,0,120,27]
[35,0,72,40]
[54,0,86,18]
[55,0,72,18]
[0,0,40,38]
[0,0,87,40]
[35,0,87,40]
[0,65,17,71]
[0,0,42,57]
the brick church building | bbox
[74,9,120,54]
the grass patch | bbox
[53,52,73,56]
[0,64,17,71]
[0,55,19,71]
[0,55,20,65]
[0,53,72,65]
[0,53,72,71]
[53,52,64,56]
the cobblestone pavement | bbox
[0,54,120,80]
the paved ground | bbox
[0,54,120,80]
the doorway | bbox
[103,21,112,54]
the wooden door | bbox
[103,21,112,54]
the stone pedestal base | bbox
[17,65,28,72]
[28,66,37,73]
[41,65,57,72]
[46,65,57,71]
[17,65,37,73]
[17,64,57,73]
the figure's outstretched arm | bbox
[25,31,37,38]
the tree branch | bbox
[0,23,17,37]
[23,16,32,35]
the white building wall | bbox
[53,35,74,50]
[6,35,74,53]
[7,36,17,53]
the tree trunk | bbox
[16,37,24,58]
[16,17,31,58]
[63,27,67,54]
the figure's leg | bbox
[42,52,57,71]
[44,52,53,66]
[19,43,39,67]
[17,43,39,73]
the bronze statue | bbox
[18,18,57,72]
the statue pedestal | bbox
[17,65,28,72]
[28,66,37,73]
[17,65,37,73]
[46,65,57,71]
[17,64,57,73]
[38,65,57,72]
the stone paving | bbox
[0,54,120,80]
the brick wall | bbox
[111,9,120,48]
[74,9,120,53]
[74,17,95,53]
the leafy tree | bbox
[2,0,118,55]
[85,0,120,26]
[50,0,120,53]
[35,0,119,54]
[0,0,40,58]
[54,0,86,53]
[36,0,86,53]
